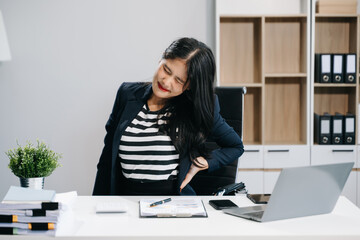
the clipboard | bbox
[139,198,208,218]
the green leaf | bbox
[6,139,62,178]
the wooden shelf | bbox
[314,87,357,115]
[315,16,358,53]
[220,14,307,18]
[216,0,360,204]
[265,78,307,144]
[313,14,359,145]
[265,17,307,74]
[316,14,359,17]
[220,17,262,85]
[314,83,357,87]
[264,14,307,18]
[265,73,307,78]
[218,13,309,146]
[221,83,262,87]
[243,140,262,145]
[265,140,307,145]
[244,88,262,144]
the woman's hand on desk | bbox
[180,156,209,192]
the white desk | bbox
[1,195,360,239]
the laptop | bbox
[223,162,354,222]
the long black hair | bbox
[159,37,216,166]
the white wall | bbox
[0,0,215,199]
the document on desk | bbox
[139,198,207,218]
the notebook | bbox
[223,162,354,222]
[0,186,57,210]
[2,186,55,203]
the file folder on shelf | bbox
[314,113,331,144]
[344,54,356,84]
[344,113,355,145]
[332,54,344,83]
[315,54,331,83]
[332,113,344,144]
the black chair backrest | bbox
[190,87,246,195]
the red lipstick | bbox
[158,82,170,92]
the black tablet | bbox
[209,199,238,210]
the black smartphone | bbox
[246,194,271,204]
[208,199,238,210]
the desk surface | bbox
[2,195,360,239]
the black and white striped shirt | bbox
[118,104,179,182]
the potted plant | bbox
[6,139,62,189]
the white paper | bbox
[346,55,356,73]
[53,191,78,211]
[333,119,342,134]
[321,119,330,134]
[333,55,343,73]
[321,55,331,73]
[346,118,354,133]
[139,198,207,217]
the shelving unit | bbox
[220,17,262,86]
[264,77,307,145]
[310,1,359,206]
[216,0,311,195]
[219,16,263,145]
[216,0,360,207]
[219,14,309,146]
[312,15,358,127]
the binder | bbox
[0,214,58,223]
[315,54,331,83]
[332,54,344,83]
[314,113,331,144]
[0,222,55,230]
[344,113,355,144]
[344,54,356,83]
[331,113,344,144]
[0,227,55,235]
[0,202,61,211]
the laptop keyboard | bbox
[244,211,264,219]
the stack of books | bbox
[0,186,62,236]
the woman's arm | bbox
[206,95,244,172]
[93,84,127,195]
[180,95,244,191]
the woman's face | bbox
[152,58,188,100]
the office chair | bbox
[190,86,246,195]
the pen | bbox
[149,198,172,207]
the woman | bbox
[93,37,244,195]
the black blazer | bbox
[93,82,244,195]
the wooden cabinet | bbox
[311,14,359,145]
[218,13,310,147]
[216,0,360,206]
[311,145,357,166]
[237,146,264,194]
[239,146,264,168]
[216,0,311,195]
[310,1,360,206]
